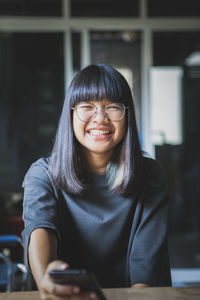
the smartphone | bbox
[49,269,107,300]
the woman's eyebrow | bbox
[78,100,92,104]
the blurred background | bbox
[0,0,200,288]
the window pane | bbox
[72,32,81,74]
[90,30,141,133]
[153,32,200,66]
[151,32,200,277]
[148,0,200,17]
[0,0,62,16]
[0,32,64,192]
[71,0,139,17]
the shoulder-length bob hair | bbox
[49,64,142,195]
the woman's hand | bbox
[39,260,99,300]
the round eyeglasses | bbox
[72,102,128,122]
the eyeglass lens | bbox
[76,103,125,121]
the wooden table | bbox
[0,287,200,300]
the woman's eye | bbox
[79,105,94,110]
[107,105,121,110]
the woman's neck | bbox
[82,148,113,174]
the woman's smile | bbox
[88,129,112,136]
[87,127,113,140]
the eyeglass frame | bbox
[71,102,129,122]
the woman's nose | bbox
[93,107,108,122]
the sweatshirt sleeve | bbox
[21,159,60,269]
[128,159,171,287]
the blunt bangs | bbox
[68,64,131,108]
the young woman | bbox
[22,64,171,300]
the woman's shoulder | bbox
[142,156,161,172]
[141,156,167,190]
[23,157,51,185]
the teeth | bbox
[89,130,111,135]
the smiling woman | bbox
[22,64,171,300]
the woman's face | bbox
[73,99,126,156]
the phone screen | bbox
[49,269,107,300]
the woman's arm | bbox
[28,228,58,288]
[23,162,98,299]
[28,228,85,299]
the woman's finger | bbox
[47,260,69,273]
[40,291,99,300]
[46,282,80,296]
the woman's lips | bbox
[88,129,112,136]
[87,129,113,139]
